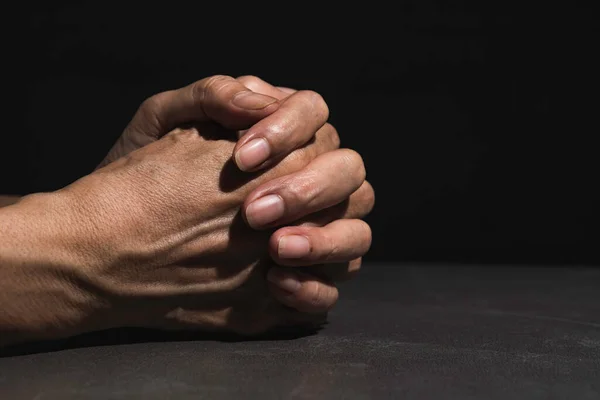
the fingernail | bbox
[232,91,277,110]
[278,235,311,258]
[245,194,285,228]
[268,268,301,293]
[235,138,270,171]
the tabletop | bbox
[1,263,600,399]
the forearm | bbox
[0,192,107,346]
[0,195,21,208]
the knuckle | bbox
[204,74,232,87]
[320,123,340,149]
[297,90,330,121]
[315,285,337,311]
[358,181,376,215]
[366,185,375,213]
[300,144,318,165]
[265,121,286,139]
[278,146,315,175]
[136,94,167,131]
[363,220,373,241]
[329,125,341,148]
[236,75,263,91]
[140,94,161,113]
[138,93,166,121]
[303,280,325,309]
[198,75,235,98]
[322,232,341,261]
[357,220,373,252]
[166,127,199,145]
[282,175,320,208]
[339,149,366,182]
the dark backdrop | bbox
[3,3,598,264]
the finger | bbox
[232,76,292,142]
[235,76,339,182]
[243,149,365,229]
[276,86,297,95]
[236,76,297,100]
[268,219,372,266]
[128,75,280,139]
[267,268,339,313]
[302,258,363,282]
[296,181,375,227]
[232,89,330,172]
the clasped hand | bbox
[0,75,374,344]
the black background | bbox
[3,2,598,264]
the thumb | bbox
[97,75,279,169]
[129,75,280,138]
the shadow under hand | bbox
[0,322,326,358]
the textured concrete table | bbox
[1,264,600,399]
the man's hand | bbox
[0,119,365,344]
[98,75,375,314]
[0,75,374,346]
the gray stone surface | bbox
[1,263,600,399]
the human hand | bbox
[27,119,364,334]
[0,76,374,345]
[99,75,374,313]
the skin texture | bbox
[0,75,374,346]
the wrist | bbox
[0,191,111,345]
